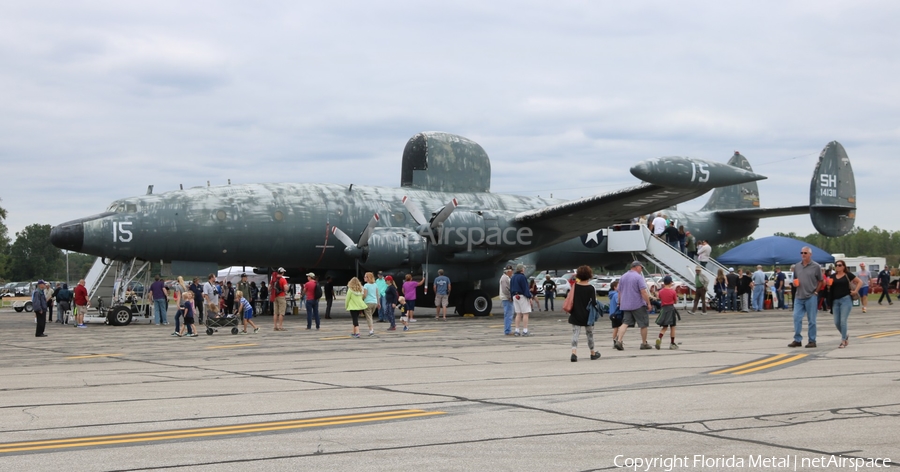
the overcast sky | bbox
[1,1,897,243]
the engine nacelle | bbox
[361,229,426,269]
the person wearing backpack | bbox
[303,273,321,330]
[608,280,623,348]
[55,283,73,324]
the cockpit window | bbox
[126,204,137,213]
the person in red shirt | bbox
[270,268,289,331]
[73,279,89,328]
[655,276,680,350]
[303,273,320,330]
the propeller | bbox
[331,213,380,277]
[402,196,458,242]
[401,196,458,292]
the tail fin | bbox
[699,152,760,211]
[809,141,856,237]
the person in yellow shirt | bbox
[345,277,368,338]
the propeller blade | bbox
[402,196,428,226]
[330,226,356,249]
[357,213,380,248]
[430,198,458,228]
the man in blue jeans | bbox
[303,273,320,330]
[725,268,739,312]
[499,266,514,335]
[149,275,169,325]
[375,273,388,322]
[788,247,823,348]
[751,265,767,311]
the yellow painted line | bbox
[870,332,900,339]
[709,354,790,375]
[403,329,439,334]
[488,325,504,329]
[66,354,122,360]
[857,330,900,339]
[0,409,445,454]
[321,335,352,340]
[731,354,807,375]
[204,343,258,350]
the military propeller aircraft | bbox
[51,132,856,316]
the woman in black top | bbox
[830,260,861,349]
[567,265,601,362]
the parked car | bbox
[535,277,571,297]
[590,276,620,295]
[552,278,571,297]
[12,282,34,297]
[763,271,794,288]
[0,282,17,297]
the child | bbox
[396,296,410,331]
[655,276,679,350]
[236,290,260,334]
[181,292,198,337]
[383,275,398,331]
[345,277,367,338]
[608,280,623,348]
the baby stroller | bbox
[713,282,726,312]
[205,312,241,335]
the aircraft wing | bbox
[714,206,810,219]
[514,183,708,235]
[514,155,767,240]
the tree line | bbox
[0,201,95,284]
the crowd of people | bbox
[25,251,891,358]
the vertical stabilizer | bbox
[699,152,760,211]
[809,141,856,237]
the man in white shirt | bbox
[696,240,712,268]
[202,273,220,317]
[499,265,514,336]
[651,213,667,236]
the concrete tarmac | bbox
[0,301,898,471]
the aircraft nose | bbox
[50,221,84,252]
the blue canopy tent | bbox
[716,236,835,267]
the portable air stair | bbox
[83,257,115,308]
[81,257,154,325]
[607,225,720,301]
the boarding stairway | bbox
[607,225,722,302]
[83,257,114,308]
[81,257,155,324]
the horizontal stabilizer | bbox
[715,206,810,220]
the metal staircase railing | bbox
[608,225,716,300]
